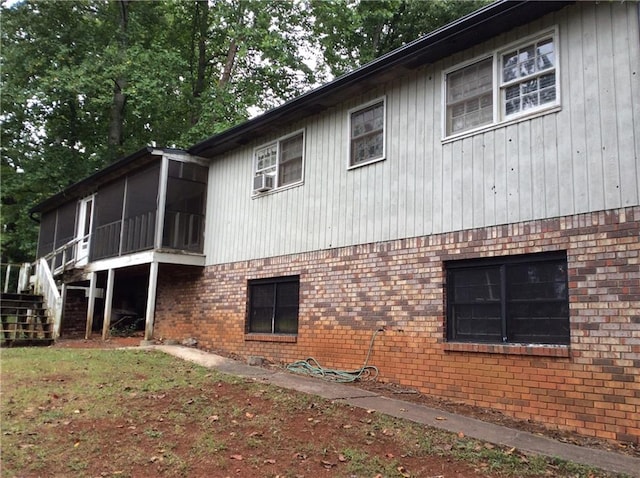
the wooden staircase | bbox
[0,293,53,347]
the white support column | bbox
[57,283,67,339]
[155,155,169,249]
[143,261,159,343]
[102,268,115,340]
[85,272,97,340]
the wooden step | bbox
[0,292,53,347]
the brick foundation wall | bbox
[155,206,639,444]
[61,289,87,337]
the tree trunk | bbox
[190,0,209,126]
[219,38,237,87]
[107,0,129,161]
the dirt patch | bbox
[5,346,545,478]
[53,334,143,349]
[49,338,639,460]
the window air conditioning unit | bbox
[253,174,274,192]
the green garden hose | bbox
[286,329,381,383]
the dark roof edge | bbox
[30,146,159,214]
[188,0,570,157]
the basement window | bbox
[446,252,569,345]
[247,276,299,335]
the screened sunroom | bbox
[30,148,208,342]
[34,148,208,270]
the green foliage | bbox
[0,0,488,264]
[0,0,316,263]
[310,0,491,76]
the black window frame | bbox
[247,276,300,335]
[446,252,569,345]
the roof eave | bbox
[188,0,571,159]
[30,146,158,214]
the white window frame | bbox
[442,27,559,141]
[252,129,305,195]
[347,96,387,169]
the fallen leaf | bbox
[386,453,395,458]
[208,415,219,422]
[342,424,352,429]
[74,442,80,448]
[338,454,347,462]
[245,412,254,419]
[263,459,276,464]
[230,454,243,461]
[506,446,516,455]
[457,431,465,438]
[320,460,336,468]
[435,416,447,421]
[484,443,495,450]
[366,409,376,414]
[397,465,410,477]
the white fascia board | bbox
[85,250,205,273]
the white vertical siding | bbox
[205,2,640,264]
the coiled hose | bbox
[286,329,381,383]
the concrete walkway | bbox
[145,345,639,477]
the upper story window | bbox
[349,98,386,168]
[446,58,494,135]
[446,252,569,345]
[501,37,556,117]
[444,29,558,138]
[253,131,304,194]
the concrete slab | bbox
[146,345,640,477]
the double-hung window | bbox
[446,252,569,345]
[247,276,300,334]
[349,98,386,167]
[444,29,558,137]
[253,131,304,193]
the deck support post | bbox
[143,261,159,342]
[102,268,115,340]
[85,272,97,339]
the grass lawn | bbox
[0,348,629,478]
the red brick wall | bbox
[155,206,639,444]
[61,288,88,337]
